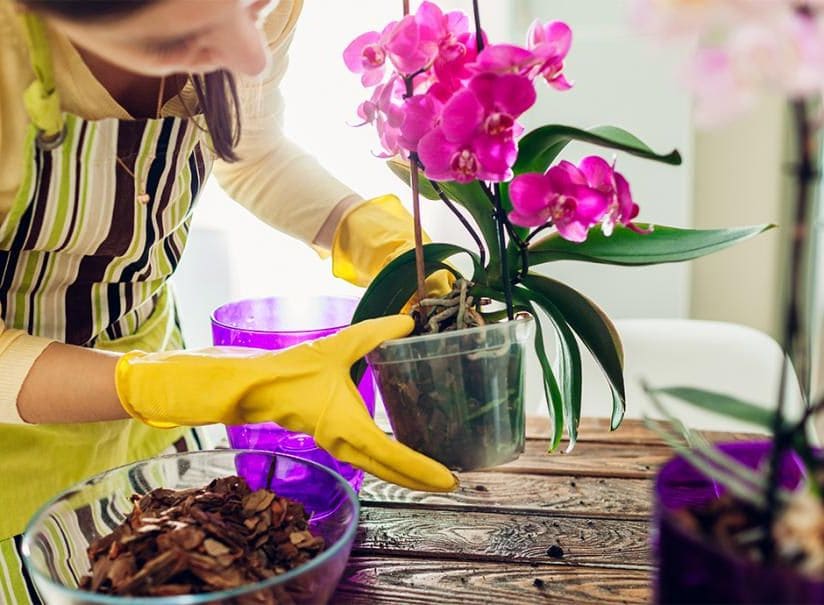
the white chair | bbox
[525,318,805,435]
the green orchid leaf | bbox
[648,386,775,431]
[387,158,499,264]
[514,124,682,176]
[471,285,564,450]
[528,224,775,267]
[350,243,481,383]
[528,308,565,451]
[513,286,582,450]
[520,273,626,429]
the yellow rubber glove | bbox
[115,315,457,492]
[331,195,453,300]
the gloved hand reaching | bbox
[115,315,457,492]
[331,194,453,300]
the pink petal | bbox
[510,173,553,214]
[471,44,536,74]
[475,134,517,181]
[399,94,441,151]
[578,155,614,191]
[554,217,590,243]
[615,173,640,223]
[492,74,537,117]
[445,11,469,35]
[569,186,609,223]
[548,161,588,188]
[343,31,381,73]
[542,22,573,57]
[386,15,431,73]
[418,128,458,181]
[547,72,573,91]
[416,1,445,32]
[361,68,385,87]
[441,89,484,142]
[508,208,549,228]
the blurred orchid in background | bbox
[633,0,824,125]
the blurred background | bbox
[171,0,795,419]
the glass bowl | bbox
[21,450,359,605]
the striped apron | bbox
[0,17,215,604]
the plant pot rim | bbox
[370,311,535,349]
[386,312,533,346]
[366,313,535,365]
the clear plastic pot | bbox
[367,316,534,471]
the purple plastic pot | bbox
[211,296,376,492]
[653,441,824,604]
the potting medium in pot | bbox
[367,315,534,471]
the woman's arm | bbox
[17,342,125,424]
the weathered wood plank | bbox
[333,557,650,604]
[360,473,653,519]
[353,507,650,567]
[527,416,762,444]
[489,439,673,478]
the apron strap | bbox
[20,13,64,148]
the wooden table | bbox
[331,416,752,604]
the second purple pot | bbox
[211,296,376,492]
[653,441,823,604]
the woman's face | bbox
[42,0,274,77]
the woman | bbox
[0,0,456,600]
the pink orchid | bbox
[384,14,440,75]
[508,162,608,242]
[578,156,644,235]
[429,31,483,102]
[469,43,538,76]
[468,73,536,140]
[418,126,517,183]
[526,20,573,90]
[398,93,443,153]
[343,24,396,87]
[355,76,406,157]
[416,74,535,183]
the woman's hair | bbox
[20,0,241,162]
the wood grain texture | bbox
[360,473,653,519]
[353,506,650,567]
[490,439,673,478]
[332,557,651,604]
[528,416,761,444]
[340,417,753,603]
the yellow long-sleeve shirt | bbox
[0,0,358,420]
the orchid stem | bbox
[408,153,428,309]
[429,179,487,268]
[524,221,555,245]
[400,0,426,310]
[492,183,514,320]
[763,97,819,560]
[472,0,484,53]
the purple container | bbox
[653,441,824,604]
[211,296,376,492]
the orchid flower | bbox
[355,75,406,157]
[343,23,396,87]
[578,156,644,235]
[527,20,573,90]
[417,73,535,182]
[508,161,609,242]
